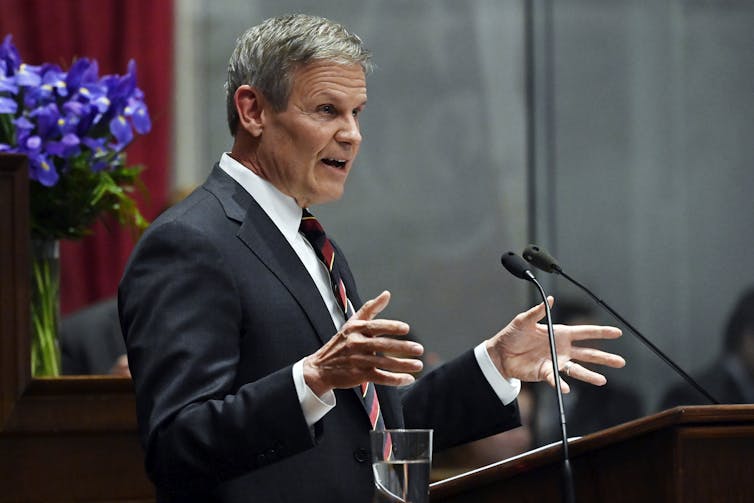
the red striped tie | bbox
[363,381,392,458]
[299,209,351,318]
[299,210,390,451]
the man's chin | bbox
[295,188,346,208]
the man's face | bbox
[255,61,367,208]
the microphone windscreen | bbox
[501,251,531,280]
[523,244,561,273]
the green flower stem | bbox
[30,241,60,377]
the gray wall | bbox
[174,0,754,418]
[532,0,754,411]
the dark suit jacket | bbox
[119,166,519,502]
[660,357,754,409]
[60,297,125,375]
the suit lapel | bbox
[203,166,337,346]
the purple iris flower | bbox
[81,136,111,171]
[101,60,138,121]
[75,81,109,110]
[30,103,60,139]
[25,134,42,151]
[81,135,106,153]
[0,35,21,74]
[113,60,137,103]
[16,63,42,87]
[29,153,59,187]
[62,99,86,117]
[109,114,133,148]
[0,67,17,93]
[66,58,99,91]
[0,34,151,190]
[125,95,151,134]
[12,116,34,142]
[46,132,81,158]
[40,65,67,98]
[0,95,16,113]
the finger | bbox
[518,296,555,325]
[557,324,622,341]
[353,290,391,321]
[351,319,411,338]
[351,354,424,374]
[371,369,417,387]
[561,362,607,386]
[544,368,571,394]
[346,333,423,357]
[558,377,572,394]
[570,346,626,368]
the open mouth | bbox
[321,158,347,169]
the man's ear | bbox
[235,85,266,137]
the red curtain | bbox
[0,0,173,314]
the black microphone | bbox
[522,244,562,274]
[522,244,719,405]
[500,252,575,503]
[501,251,535,280]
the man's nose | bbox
[335,116,361,145]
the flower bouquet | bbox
[0,35,151,376]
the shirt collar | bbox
[218,153,303,241]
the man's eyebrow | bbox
[312,90,368,106]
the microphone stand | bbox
[501,251,576,502]
[527,273,576,503]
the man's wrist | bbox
[475,342,520,405]
[293,359,335,427]
[302,355,331,397]
[484,338,508,379]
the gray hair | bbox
[225,14,373,136]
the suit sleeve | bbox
[401,349,521,451]
[119,219,315,490]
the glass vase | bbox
[30,238,61,377]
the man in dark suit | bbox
[60,297,130,376]
[119,14,625,502]
[660,287,754,408]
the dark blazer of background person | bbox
[661,287,754,408]
[60,297,126,375]
[119,166,519,502]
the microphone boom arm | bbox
[557,269,719,405]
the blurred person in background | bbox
[661,287,754,408]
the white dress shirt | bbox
[218,153,520,427]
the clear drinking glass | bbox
[370,429,433,503]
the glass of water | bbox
[370,429,433,503]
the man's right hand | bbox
[302,291,424,396]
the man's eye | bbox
[319,104,336,115]
[352,108,361,118]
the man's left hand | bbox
[485,297,625,392]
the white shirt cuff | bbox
[474,342,521,405]
[293,359,336,427]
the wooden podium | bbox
[0,155,154,502]
[430,404,754,502]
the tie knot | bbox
[299,209,325,241]
[299,209,335,271]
